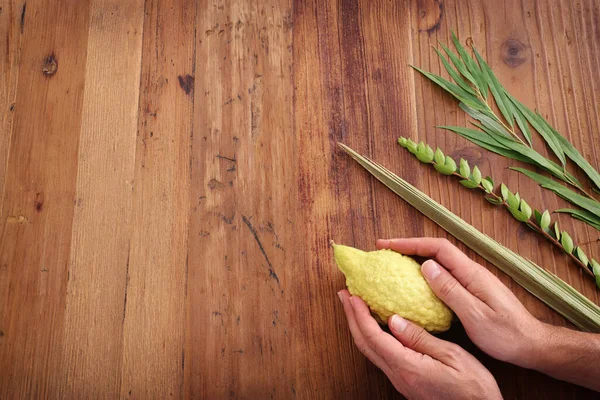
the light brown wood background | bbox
[1,0,599,398]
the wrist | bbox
[518,321,555,371]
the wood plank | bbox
[187,0,295,397]
[119,0,195,397]
[293,0,418,397]
[56,1,144,397]
[0,0,26,212]
[0,0,90,397]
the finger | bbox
[338,290,390,372]
[377,238,511,306]
[349,295,419,372]
[420,259,489,319]
[388,314,466,368]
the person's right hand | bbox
[376,238,546,369]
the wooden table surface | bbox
[2,0,600,398]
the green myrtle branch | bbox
[399,136,600,287]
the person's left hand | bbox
[338,290,502,400]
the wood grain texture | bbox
[58,1,144,397]
[0,0,90,397]
[0,0,599,398]
[0,0,25,211]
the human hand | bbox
[376,238,545,369]
[338,290,502,400]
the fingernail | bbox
[421,260,441,280]
[337,291,344,304]
[391,315,408,332]
[349,296,356,308]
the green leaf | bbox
[445,156,457,172]
[434,148,445,165]
[473,48,514,128]
[509,207,530,222]
[412,66,486,110]
[451,32,488,98]
[509,97,566,166]
[592,260,600,288]
[508,99,533,147]
[398,137,408,147]
[406,139,418,153]
[426,145,434,160]
[439,125,531,163]
[481,178,494,193]
[459,158,470,178]
[439,42,478,88]
[540,210,551,230]
[576,247,589,267]
[460,103,512,138]
[534,209,543,225]
[554,222,561,241]
[536,113,600,191]
[460,179,480,189]
[561,232,574,254]
[507,191,519,209]
[472,166,482,184]
[487,133,566,179]
[434,163,455,175]
[511,168,600,220]
[520,199,532,219]
[500,183,509,200]
[485,196,503,205]
[339,142,600,331]
[554,209,600,231]
[434,47,478,95]
[416,143,434,163]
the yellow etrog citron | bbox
[333,243,452,332]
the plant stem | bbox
[473,87,528,147]
[431,162,595,278]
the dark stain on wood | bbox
[178,74,194,95]
[242,215,280,286]
[20,3,26,34]
[34,192,44,212]
[417,0,444,34]
[42,54,58,76]
[501,38,528,68]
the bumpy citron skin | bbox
[333,243,452,332]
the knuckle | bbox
[353,338,369,355]
[444,344,464,362]
[438,277,459,298]
[406,327,427,348]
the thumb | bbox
[421,259,482,319]
[389,314,464,366]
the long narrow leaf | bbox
[511,167,600,219]
[537,114,600,191]
[508,100,533,147]
[411,66,486,111]
[473,48,514,128]
[439,42,478,88]
[555,209,600,231]
[451,32,488,98]
[487,132,567,179]
[434,48,478,95]
[439,126,530,163]
[460,103,512,137]
[339,143,600,332]
[508,96,567,166]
